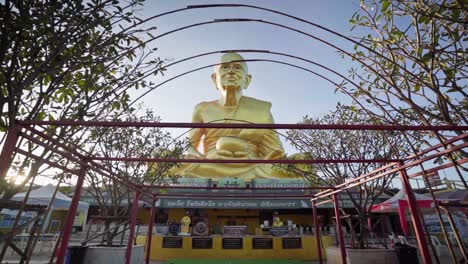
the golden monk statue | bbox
[272,212,284,227]
[177,52,287,180]
[179,211,191,235]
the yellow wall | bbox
[168,208,185,223]
[137,208,151,224]
[136,234,334,261]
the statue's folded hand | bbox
[216,137,248,153]
[233,151,248,158]
[239,129,263,142]
[216,149,234,157]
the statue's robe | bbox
[179,96,285,180]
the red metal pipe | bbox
[439,206,468,262]
[312,200,323,264]
[23,127,323,198]
[21,120,466,198]
[90,156,399,164]
[399,163,432,264]
[147,135,467,197]
[20,131,148,196]
[343,141,468,192]
[155,194,315,198]
[315,199,333,206]
[145,197,157,264]
[16,120,468,131]
[125,191,141,264]
[403,133,467,161]
[333,194,347,264]
[22,129,159,198]
[19,124,466,203]
[21,129,140,189]
[23,126,94,157]
[391,142,467,170]
[316,163,397,197]
[23,126,329,195]
[141,185,331,190]
[0,125,21,180]
[312,140,467,201]
[407,158,468,178]
[56,164,87,264]
[15,149,79,175]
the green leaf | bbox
[421,52,433,62]
[112,101,121,110]
[36,112,46,121]
[77,79,86,88]
[0,118,7,131]
[381,1,390,12]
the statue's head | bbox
[211,52,252,95]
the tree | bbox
[344,0,467,185]
[84,107,183,246]
[287,104,420,248]
[0,0,164,196]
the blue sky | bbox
[131,0,364,154]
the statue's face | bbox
[212,53,251,95]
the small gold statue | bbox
[179,211,191,235]
[272,212,284,227]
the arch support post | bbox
[312,199,323,264]
[333,193,347,264]
[145,196,157,264]
[125,190,141,264]
[398,162,432,264]
[56,164,87,264]
[439,205,467,262]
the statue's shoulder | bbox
[194,100,217,112]
[242,96,272,110]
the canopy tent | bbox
[371,188,436,236]
[2,184,89,231]
[435,189,468,203]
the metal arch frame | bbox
[0,5,465,264]
[15,120,468,131]
[0,121,466,264]
[121,17,463,127]
[103,8,467,135]
[96,5,466,192]
[118,3,436,93]
[126,57,363,112]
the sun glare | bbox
[7,173,26,185]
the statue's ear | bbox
[211,73,218,90]
[244,74,252,90]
